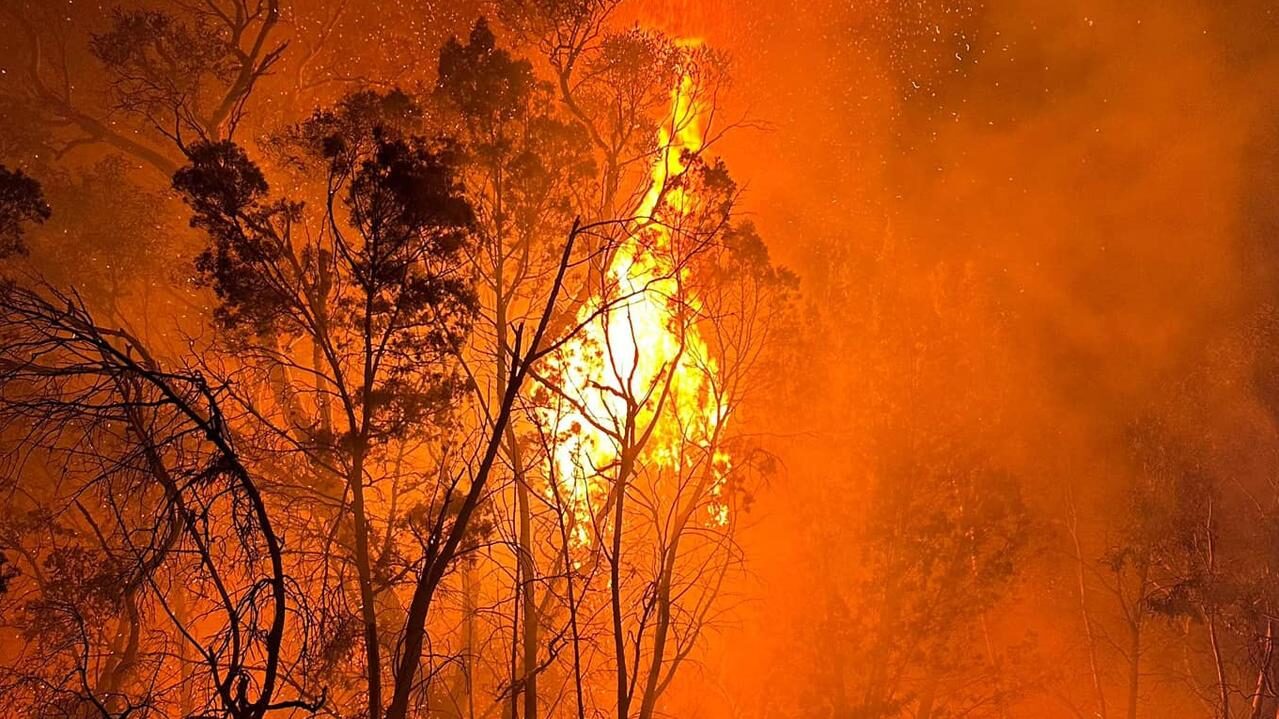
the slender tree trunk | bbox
[637,536,678,719]
[514,437,539,719]
[495,262,539,719]
[511,570,523,719]
[1206,509,1230,719]
[612,449,636,719]
[88,592,140,718]
[385,350,531,719]
[1128,617,1141,719]
[175,582,194,717]
[313,252,334,437]
[265,334,309,440]
[349,444,383,719]
[637,459,716,719]
[1067,486,1108,719]
[1125,564,1148,719]
[382,221,574,719]
[546,458,588,719]
[979,610,1011,719]
[563,529,587,719]
[1251,621,1278,719]
[1206,614,1230,719]
[462,557,476,719]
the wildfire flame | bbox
[542,62,731,548]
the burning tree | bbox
[504,7,798,718]
[0,4,793,719]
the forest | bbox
[0,1,1277,718]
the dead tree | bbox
[0,283,322,718]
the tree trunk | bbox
[384,359,528,719]
[1251,621,1278,719]
[1208,611,1230,718]
[462,558,476,719]
[1127,597,1144,719]
[1068,486,1108,719]
[637,536,678,719]
[612,449,636,719]
[515,439,539,719]
[348,444,383,719]
[495,264,539,719]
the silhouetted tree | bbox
[174,94,477,718]
[436,18,594,719]
[0,165,50,259]
[0,284,322,718]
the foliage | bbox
[0,165,50,258]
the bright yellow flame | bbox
[542,66,731,548]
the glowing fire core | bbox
[542,68,731,548]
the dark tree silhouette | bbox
[0,165,50,259]
[0,284,322,718]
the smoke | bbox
[3,0,1276,714]
[629,0,1279,716]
